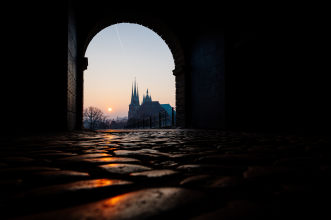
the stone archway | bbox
[73,15,188,130]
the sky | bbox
[84,23,175,119]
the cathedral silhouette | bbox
[128,79,175,128]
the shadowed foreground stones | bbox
[60,153,112,160]
[180,175,243,189]
[130,169,178,178]
[1,130,330,219]
[100,163,152,174]
[1,156,35,163]
[83,157,140,163]
[34,170,90,178]
[15,179,133,198]
[113,149,172,158]
[191,200,267,220]
[16,188,205,220]
[0,166,61,174]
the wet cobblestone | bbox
[0,129,330,219]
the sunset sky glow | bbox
[84,23,175,119]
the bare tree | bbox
[83,106,104,130]
[99,116,112,129]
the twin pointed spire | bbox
[130,78,153,105]
[130,78,139,105]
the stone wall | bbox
[190,33,225,129]
[173,66,186,128]
[67,4,78,130]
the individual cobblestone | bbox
[83,157,140,163]
[130,169,178,178]
[15,188,205,220]
[100,164,152,174]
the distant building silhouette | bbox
[127,79,175,127]
[110,116,127,129]
[128,78,140,120]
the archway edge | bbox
[77,14,188,128]
[81,16,186,72]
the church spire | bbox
[130,77,140,106]
[142,88,152,104]
[130,82,134,104]
[137,83,139,104]
[134,77,137,97]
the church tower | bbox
[128,78,140,120]
[142,89,152,104]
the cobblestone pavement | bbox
[0,129,330,219]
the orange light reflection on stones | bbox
[99,157,116,162]
[105,135,116,141]
[68,179,131,190]
[93,179,114,187]
[103,194,125,208]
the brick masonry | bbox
[67,7,78,130]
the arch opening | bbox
[81,22,183,129]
